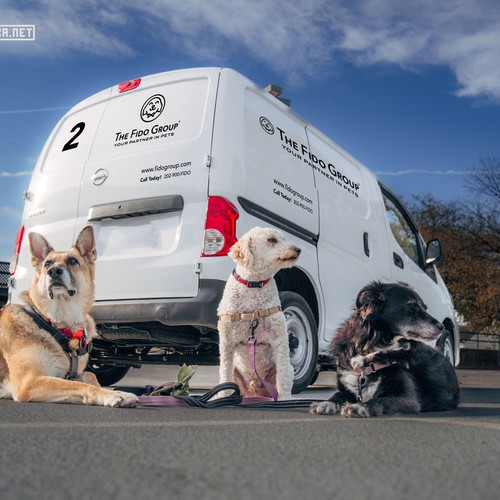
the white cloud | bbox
[1,0,499,101]
[0,107,69,115]
[375,169,472,176]
[0,205,22,219]
[0,171,32,177]
[0,0,133,58]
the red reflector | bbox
[118,78,141,93]
[10,225,25,275]
[14,225,25,254]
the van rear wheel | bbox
[87,364,130,387]
[280,291,318,394]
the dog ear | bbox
[74,225,97,263]
[28,232,55,268]
[229,235,254,267]
[355,281,385,317]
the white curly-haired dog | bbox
[217,227,301,400]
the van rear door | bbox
[76,69,220,301]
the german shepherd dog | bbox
[0,226,138,407]
[311,281,459,417]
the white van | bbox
[9,67,459,391]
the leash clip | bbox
[357,375,367,403]
[249,315,259,341]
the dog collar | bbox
[232,269,271,288]
[357,361,400,403]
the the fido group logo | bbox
[259,116,275,135]
[141,95,166,122]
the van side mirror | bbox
[425,239,443,266]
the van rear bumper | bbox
[90,279,226,329]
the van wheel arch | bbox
[275,268,319,325]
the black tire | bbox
[436,330,455,366]
[279,291,318,394]
[86,364,130,387]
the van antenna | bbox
[264,84,291,107]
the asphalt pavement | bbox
[0,367,499,500]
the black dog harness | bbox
[22,305,92,380]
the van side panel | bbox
[306,127,391,344]
[242,88,319,238]
[209,70,319,239]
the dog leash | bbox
[136,316,322,410]
[135,382,322,409]
[248,315,279,401]
[218,306,283,400]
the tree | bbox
[410,158,499,333]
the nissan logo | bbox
[91,168,108,186]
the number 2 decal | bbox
[62,122,86,152]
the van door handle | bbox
[363,232,370,257]
[393,252,404,269]
[88,195,184,221]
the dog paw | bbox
[310,401,340,415]
[341,403,371,418]
[350,355,365,370]
[106,390,139,408]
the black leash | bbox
[132,382,323,409]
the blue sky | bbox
[1,0,499,261]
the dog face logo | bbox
[140,94,166,122]
[259,116,275,135]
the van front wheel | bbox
[436,330,455,366]
[280,291,318,394]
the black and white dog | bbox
[311,281,460,418]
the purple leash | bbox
[135,314,326,408]
[247,317,279,401]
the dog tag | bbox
[68,338,80,351]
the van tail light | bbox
[9,225,25,275]
[202,197,239,257]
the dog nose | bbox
[436,322,445,331]
[294,247,301,254]
[47,266,64,277]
